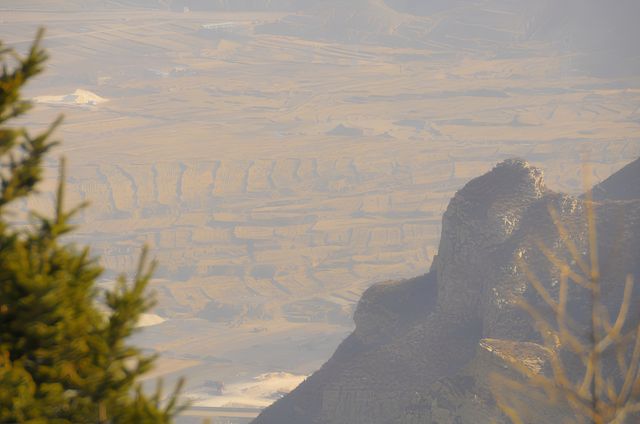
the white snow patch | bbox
[188,372,307,408]
[34,89,108,107]
[137,313,167,328]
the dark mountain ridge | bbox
[253,157,640,423]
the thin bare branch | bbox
[596,276,634,354]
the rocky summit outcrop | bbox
[252,158,640,424]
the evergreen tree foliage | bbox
[0,30,185,423]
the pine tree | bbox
[0,30,185,423]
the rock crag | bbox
[253,157,640,424]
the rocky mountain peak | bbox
[447,158,545,226]
[253,158,639,424]
[434,159,546,319]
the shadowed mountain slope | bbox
[592,158,640,201]
[253,158,640,424]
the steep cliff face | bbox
[253,158,640,424]
[435,160,545,324]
